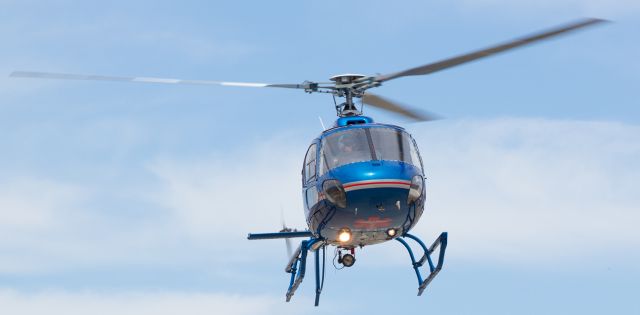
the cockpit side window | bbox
[303,143,317,184]
[409,136,424,172]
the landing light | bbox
[323,179,347,208]
[386,228,397,237]
[338,228,352,243]
[407,175,424,205]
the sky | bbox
[1,0,639,314]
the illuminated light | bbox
[338,228,352,243]
[386,228,397,237]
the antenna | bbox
[318,116,326,131]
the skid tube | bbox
[284,238,326,306]
[396,232,448,296]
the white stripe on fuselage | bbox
[342,179,411,192]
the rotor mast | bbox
[329,74,377,117]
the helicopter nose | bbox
[329,160,421,215]
[318,161,425,245]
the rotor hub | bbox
[329,73,367,84]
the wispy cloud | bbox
[147,136,307,241]
[458,0,640,17]
[0,177,83,230]
[0,177,91,273]
[410,118,640,265]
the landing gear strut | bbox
[396,232,448,296]
[248,230,448,306]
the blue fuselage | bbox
[301,117,426,247]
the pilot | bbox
[339,136,355,153]
[334,134,365,167]
[338,134,356,155]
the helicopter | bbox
[10,18,605,306]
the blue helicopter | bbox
[10,18,605,306]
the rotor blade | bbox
[10,71,314,89]
[362,93,439,122]
[280,208,286,231]
[280,208,293,259]
[285,238,293,259]
[375,18,607,82]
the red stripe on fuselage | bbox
[343,181,411,189]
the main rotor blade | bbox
[375,18,607,82]
[10,71,314,89]
[362,93,439,122]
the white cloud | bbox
[0,177,83,230]
[0,177,94,273]
[408,118,640,265]
[0,175,186,274]
[0,177,120,273]
[147,136,308,241]
[0,289,314,315]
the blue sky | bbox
[1,1,639,314]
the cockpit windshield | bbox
[320,129,370,173]
[319,127,422,175]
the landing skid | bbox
[248,231,448,305]
[284,238,325,306]
[248,231,326,306]
[396,232,448,296]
